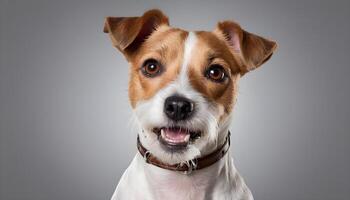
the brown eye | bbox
[205,65,227,83]
[141,59,163,77]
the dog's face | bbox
[104,10,276,164]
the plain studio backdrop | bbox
[1,0,349,199]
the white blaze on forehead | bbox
[177,32,197,87]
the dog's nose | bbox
[164,96,194,121]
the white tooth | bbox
[184,134,190,142]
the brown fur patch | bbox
[187,31,241,114]
[128,26,188,107]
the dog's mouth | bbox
[152,127,201,151]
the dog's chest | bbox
[146,167,214,200]
[111,153,254,200]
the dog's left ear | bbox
[104,9,169,59]
[215,21,277,75]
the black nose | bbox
[164,96,194,121]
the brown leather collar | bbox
[137,132,231,174]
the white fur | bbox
[111,32,253,200]
[112,153,253,200]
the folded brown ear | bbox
[216,21,277,75]
[104,9,169,57]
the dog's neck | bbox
[134,148,235,200]
[132,122,235,199]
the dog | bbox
[104,9,277,200]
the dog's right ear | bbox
[104,9,169,59]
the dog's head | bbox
[104,9,277,165]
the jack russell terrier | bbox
[104,9,277,200]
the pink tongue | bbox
[164,128,188,142]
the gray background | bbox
[1,0,349,199]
